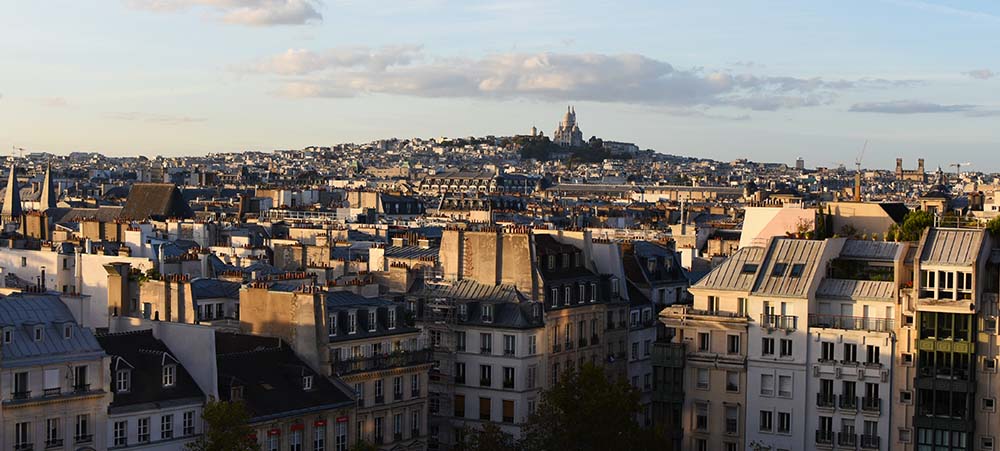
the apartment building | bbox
[409,279,544,449]
[96,329,205,450]
[0,293,112,450]
[807,240,905,451]
[661,245,756,451]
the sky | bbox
[0,0,998,171]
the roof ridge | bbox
[96,329,153,337]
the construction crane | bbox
[853,140,867,202]
[949,162,970,177]
[10,145,25,159]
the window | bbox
[368,310,377,332]
[334,421,347,451]
[843,343,857,363]
[455,363,466,384]
[13,371,29,397]
[411,374,420,396]
[777,412,790,433]
[762,337,775,355]
[708,296,719,313]
[779,338,792,357]
[695,402,709,431]
[21,256,26,267]
[550,288,559,306]
[303,375,314,391]
[726,371,739,392]
[138,417,150,443]
[789,263,805,277]
[116,369,131,393]
[75,414,90,442]
[3,327,11,344]
[480,333,492,354]
[393,376,403,400]
[411,410,420,437]
[866,345,881,364]
[15,422,31,448]
[503,335,515,355]
[821,341,834,361]
[480,364,492,387]
[727,334,741,354]
[161,414,174,439]
[393,414,403,438]
[900,390,913,404]
[759,410,773,432]
[479,397,492,421]
[45,417,61,445]
[43,368,59,393]
[771,263,787,276]
[267,432,280,451]
[73,365,88,390]
[697,368,710,389]
[778,375,792,397]
[984,398,996,412]
[631,342,639,360]
[387,309,396,329]
[528,335,537,355]
[182,411,195,436]
[725,405,739,434]
[983,436,995,451]
[290,429,303,451]
[698,332,710,351]
[34,325,43,341]
[454,331,466,351]
[455,394,466,417]
[114,420,128,446]
[161,364,177,387]
[503,367,515,389]
[63,324,72,339]
[741,263,758,274]
[314,423,326,451]
[348,311,357,334]
[590,283,597,302]
[761,374,774,396]
[375,379,384,401]
[483,304,494,322]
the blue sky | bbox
[1,0,998,170]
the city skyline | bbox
[1,1,999,170]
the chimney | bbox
[854,172,862,202]
[417,238,430,249]
[391,237,405,247]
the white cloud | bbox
[38,97,69,108]
[245,49,904,110]
[848,100,988,115]
[965,69,996,80]
[105,112,207,124]
[127,0,322,26]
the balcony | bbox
[808,314,894,333]
[72,384,90,393]
[43,387,61,396]
[394,433,403,442]
[74,435,93,444]
[45,439,63,448]
[14,444,33,451]
[838,432,857,447]
[725,419,738,435]
[375,395,385,404]
[565,341,574,350]
[816,392,835,409]
[839,395,858,410]
[12,390,30,400]
[393,391,403,401]
[862,397,882,414]
[760,314,797,331]
[480,378,491,387]
[455,375,465,385]
[578,338,588,348]
[815,430,834,445]
[861,434,880,449]
[552,344,561,353]
[480,347,492,355]
[411,389,421,397]
[503,378,515,389]
[331,349,433,376]
[503,349,515,356]
[591,335,600,345]
[918,365,971,382]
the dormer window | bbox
[790,263,806,278]
[482,304,494,323]
[162,364,176,387]
[116,369,131,393]
[230,385,243,401]
[547,255,555,270]
[590,283,597,302]
[611,278,620,296]
[532,303,541,320]
[562,253,570,269]
[34,325,44,342]
[550,288,559,307]
[575,252,582,267]
[388,309,396,330]
[63,324,72,339]
[328,314,337,337]
[368,310,377,332]
[647,258,657,273]
[348,311,357,334]
[3,327,12,344]
[458,304,467,320]
[303,375,314,391]
[771,263,788,277]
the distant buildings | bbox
[553,106,584,147]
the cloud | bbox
[126,0,322,26]
[37,97,68,108]
[848,100,999,117]
[965,69,996,80]
[105,112,207,124]
[245,48,907,110]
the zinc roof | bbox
[840,240,900,261]
[919,228,985,266]
[693,246,765,291]
[751,238,826,297]
[817,278,896,301]
[0,294,104,366]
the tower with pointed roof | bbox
[1,162,23,223]
[39,162,56,212]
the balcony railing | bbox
[861,434,880,449]
[591,335,600,345]
[12,390,31,400]
[14,444,33,451]
[808,314,894,333]
[918,365,971,381]
[480,378,491,387]
[480,347,492,355]
[565,341,574,350]
[816,392,835,408]
[552,344,561,353]
[503,379,515,389]
[43,387,61,396]
[816,430,833,445]
[375,395,384,404]
[760,314,797,331]
[331,349,433,376]
[839,395,858,410]
[503,349,515,356]
[393,391,403,401]
[838,432,857,447]
[72,384,90,393]
[74,435,93,444]
[862,397,882,413]
[578,338,588,348]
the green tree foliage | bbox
[887,210,934,242]
[458,423,518,451]
[521,363,658,451]
[349,441,379,451]
[987,216,1000,238]
[185,401,259,451]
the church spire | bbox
[2,162,23,221]
[40,161,55,211]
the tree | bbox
[890,210,934,242]
[521,363,653,451]
[348,441,378,451]
[185,401,259,451]
[987,216,1000,238]
[458,423,518,451]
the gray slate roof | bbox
[0,294,104,367]
[693,246,765,291]
[919,229,985,266]
[840,240,900,261]
[817,278,896,301]
[751,238,826,297]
